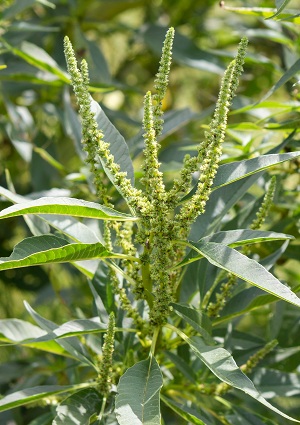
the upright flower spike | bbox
[64,36,151,216]
[177,37,248,229]
[64,38,99,175]
[251,176,276,230]
[152,27,175,137]
[141,91,166,203]
[97,312,115,396]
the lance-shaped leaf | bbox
[212,152,300,189]
[182,152,300,202]
[115,356,163,425]
[0,184,101,243]
[0,235,118,272]
[186,336,300,423]
[178,229,293,267]
[91,100,135,185]
[0,318,66,356]
[171,303,213,344]
[3,40,69,83]
[161,395,208,425]
[0,385,87,412]
[30,318,108,342]
[53,388,102,425]
[24,301,95,368]
[0,196,136,221]
[188,241,300,308]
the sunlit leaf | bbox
[178,229,293,267]
[267,0,292,19]
[115,356,163,425]
[184,335,300,423]
[182,152,300,203]
[0,235,115,272]
[185,241,300,308]
[0,196,136,221]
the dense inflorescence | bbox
[64,29,248,331]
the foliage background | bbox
[0,0,300,424]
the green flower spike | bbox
[64,36,150,216]
[141,91,166,204]
[177,37,248,229]
[153,27,175,137]
[97,312,115,396]
[251,176,276,230]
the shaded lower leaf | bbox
[24,302,95,368]
[252,368,300,398]
[0,385,84,412]
[187,336,300,423]
[160,395,207,425]
[115,355,163,425]
[31,318,108,342]
[53,388,102,425]
[171,303,213,344]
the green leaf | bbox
[266,0,292,19]
[0,385,84,412]
[24,301,95,367]
[0,196,136,221]
[171,303,213,344]
[0,235,115,272]
[30,318,108,342]
[53,388,102,425]
[27,412,54,425]
[3,40,69,83]
[222,5,300,23]
[3,0,40,19]
[0,186,103,244]
[0,318,72,356]
[186,336,300,423]
[91,100,134,185]
[182,152,300,203]
[178,229,293,267]
[201,229,293,246]
[187,241,300,308]
[215,288,276,325]
[160,395,207,425]
[212,152,300,189]
[88,280,108,322]
[115,355,163,425]
[252,368,300,398]
[165,351,196,383]
[260,58,300,102]
[231,100,300,115]
[0,318,46,342]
